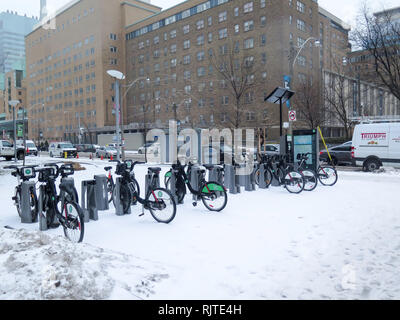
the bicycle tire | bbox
[14,187,22,218]
[147,188,177,224]
[30,188,39,222]
[318,166,338,186]
[120,183,132,213]
[61,201,85,243]
[130,178,141,205]
[165,176,186,204]
[284,171,305,194]
[301,169,318,192]
[107,178,115,203]
[200,181,228,212]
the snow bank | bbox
[0,228,170,300]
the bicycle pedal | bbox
[138,213,145,217]
[192,202,198,207]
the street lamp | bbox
[291,37,321,71]
[107,69,125,161]
[9,100,20,163]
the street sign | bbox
[17,124,24,137]
[289,110,297,122]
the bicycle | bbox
[255,154,305,194]
[164,160,228,212]
[317,164,338,186]
[35,164,85,243]
[113,160,177,224]
[7,165,39,221]
[292,153,318,192]
[105,163,141,206]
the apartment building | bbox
[25,0,161,143]
[318,7,351,71]
[125,0,325,139]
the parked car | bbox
[259,144,280,156]
[352,122,400,171]
[16,140,38,156]
[319,141,353,166]
[0,140,25,161]
[83,144,98,153]
[74,144,86,152]
[96,146,119,159]
[49,142,77,158]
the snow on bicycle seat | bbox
[148,167,162,173]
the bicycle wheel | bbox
[301,170,318,192]
[130,178,140,205]
[166,176,186,203]
[14,187,22,218]
[61,201,84,243]
[147,188,176,224]
[284,171,305,194]
[201,182,228,212]
[107,179,114,203]
[318,166,338,186]
[30,188,39,222]
[120,183,132,213]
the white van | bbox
[16,140,38,156]
[49,141,77,158]
[352,122,400,171]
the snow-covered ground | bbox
[0,156,400,300]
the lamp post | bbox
[107,70,126,161]
[9,100,20,163]
[18,106,27,166]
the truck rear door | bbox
[389,125,400,167]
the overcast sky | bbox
[0,0,398,29]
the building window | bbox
[183,55,191,65]
[261,0,266,8]
[219,28,228,39]
[197,51,205,61]
[297,55,306,66]
[297,1,305,13]
[244,2,253,13]
[297,19,306,32]
[208,32,213,43]
[170,29,177,38]
[234,24,240,34]
[197,67,206,77]
[110,33,117,40]
[219,11,227,22]
[208,16,212,26]
[234,7,239,16]
[183,39,191,49]
[244,20,254,32]
[244,38,254,49]
[261,34,266,46]
[197,34,205,45]
[197,19,205,29]
[183,24,190,34]
[110,46,117,53]
[260,16,267,27]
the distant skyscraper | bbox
[0,11,38,81]
[40,0,47,21]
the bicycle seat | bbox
[104,166,112,172]
[148,167,162,174]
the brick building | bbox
[25,0,161,143]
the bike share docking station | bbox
[81,174,109,220]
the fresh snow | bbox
[0,156,400,300]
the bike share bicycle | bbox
[255,154,305,194]
[164,160,228,212]
[290,153,318,192]
[7,165,39,222]
[112,160,177,224]
[35,163,84,242]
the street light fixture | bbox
[9,100,20,163]
[107,69,125,161]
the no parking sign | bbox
[289,110,297,122]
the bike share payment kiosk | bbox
[290,129,319,171]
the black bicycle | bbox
[164,160,228,212]
[105,164,141,205]
[35,164,85,243]
[292,153,318,192]
[255,155,305,194]
[113,160,177,224]
[7,165,39,221]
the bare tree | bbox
[323,62,356,140]
[293,76,325,129]
[353,5,400,101]
[210,43,262,129]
